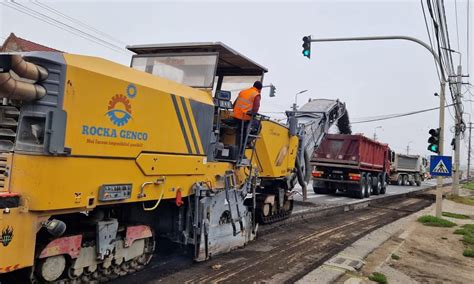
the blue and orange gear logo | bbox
[106,94,132,127]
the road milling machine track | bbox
[0,42,349,283]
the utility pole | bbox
[406,141,413,155]
[435,81,446,217]
[292,89,308,111]
[452,65,462,196]
[373,126,382,141]
[468,122,472,181]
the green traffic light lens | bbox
[303,50,310,56]
[428,144,439,153]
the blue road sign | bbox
[430,155,452,177]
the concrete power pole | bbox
[435,81,446,218]
[452,65,462,196]
[468,122,472,181]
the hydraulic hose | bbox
[0,54,48,101]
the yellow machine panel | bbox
[136,153,207,176]
[0,208,42,272]
[10,154,232,211]
[254,120,299,178]
[62,54,212,158]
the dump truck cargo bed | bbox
[311,134,390,172]
[311,134,390,199]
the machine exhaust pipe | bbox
[0,54,48,101]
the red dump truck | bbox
[311,134,391,199]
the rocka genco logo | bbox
[106,84,136,127]
[81,83,148,141]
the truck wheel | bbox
[372,175,381,195]
[397,175,403,186]
[313,181,326,194]
[327,185,336,195]
[415,174,422,186]
[364,174,372,198]
[402,175,408,186]
[355,175,365,199]
[380,173,387,194]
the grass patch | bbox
[442,211,470,219]
[454,224,474,235]
[453,224,474,258]
[462,182,474,191]
[446,195,474,206]
[463,249,474,257]
[368,272,387,284]
[463,234,474,245]
[417,215,457,227]
[391,253,400,260]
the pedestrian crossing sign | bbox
[430,155,452,177]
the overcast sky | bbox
[1,0,473,166]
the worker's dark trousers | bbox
[236,120,250,153]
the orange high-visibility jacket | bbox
[233,87,260,120]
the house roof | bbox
[0,33,61,52]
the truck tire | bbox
[380,173,387,194]
[397,175,403,186]
[364,174,372,198]
[415,174,422,186]
[372,174,381,195]
[327,185,337,195]
[402,175,408,186]
[313,180,326,194]
[355,175,365,199]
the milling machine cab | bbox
[127,42,268,162]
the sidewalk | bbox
[297,186,474,284]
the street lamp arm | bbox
[310,35,445,82]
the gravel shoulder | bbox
[334,186,474,284]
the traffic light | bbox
[427,128,440,153]
[269,84,276,97]
[302,36,311,58]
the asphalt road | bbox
[291,178,449,214]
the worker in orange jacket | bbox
[233,81,262,120]
[233,81,262,158]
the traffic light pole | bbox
[436,81,445,217]
[307,35,447,217]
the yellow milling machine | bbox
[0,43,310,282]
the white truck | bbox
[389,153,428,186]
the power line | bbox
[351,103,455,124]
[421,0,442,82]
[2,1,130,56]
[11,0,128,52]
[454,0,460,51]
[31,0,127,46]
[468,0,471,81]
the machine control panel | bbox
[214,90,233,109]
[99,184,132,201]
